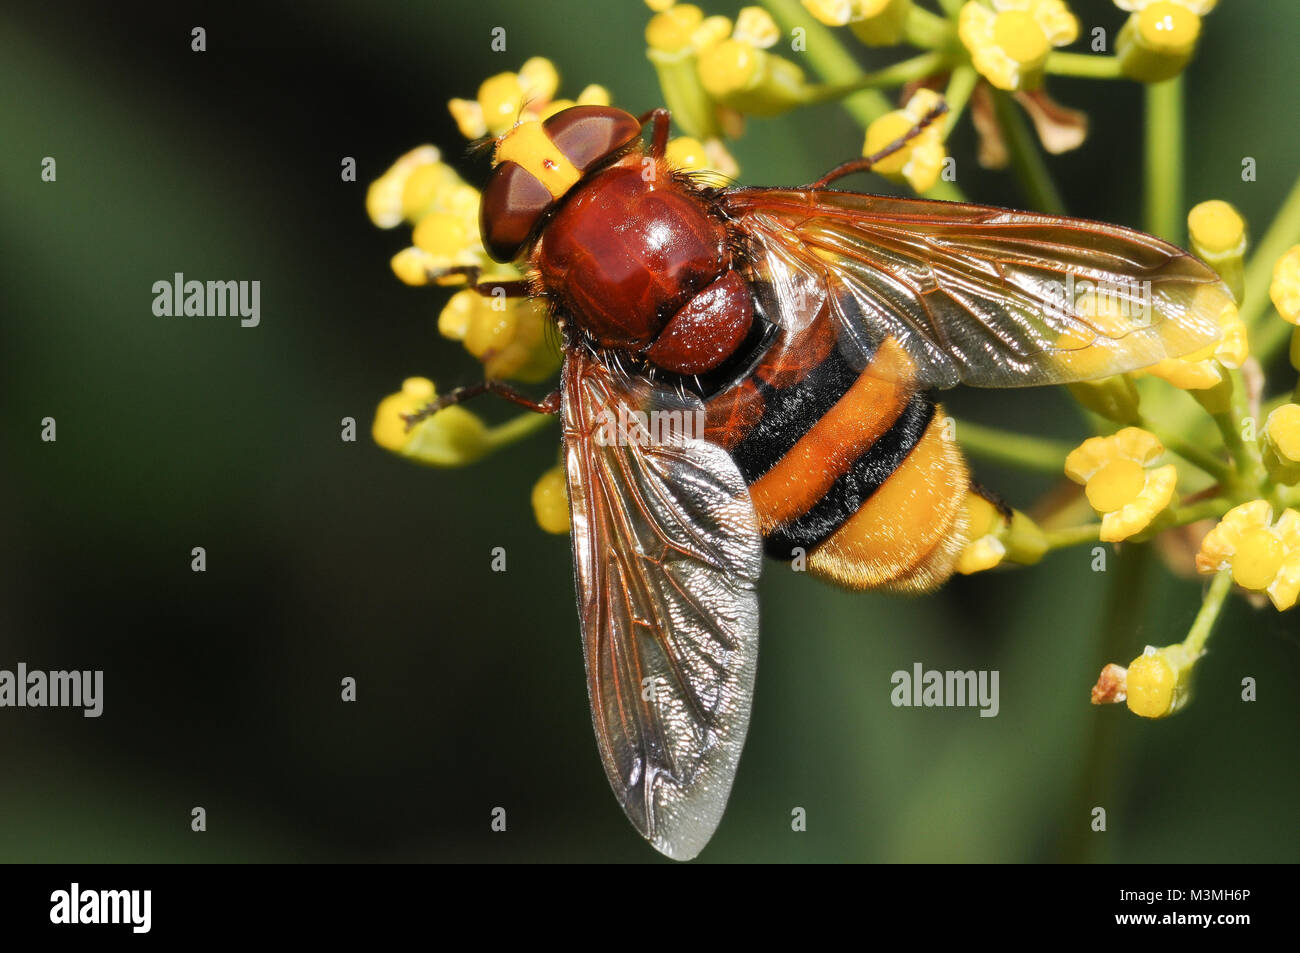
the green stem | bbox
[955,419,1074,473]
[1209,371,1269,495]
[942,64,979,137]
[1254,309,1299,366]
[1183,570,1234,656]
[1241,170,1300,363]
[1041,497,1232,552]
[990,88,1066,215]
[1172,497,1231,525]
[800,51,950,105]
[1136,416,1233,484]
[482,410,556,450]
[1060,544,1151,864]
[1044,522,1100,549]
[1144,77,1183,242]
[762,0,895,128]
[763,0,969,203]
[904,5,955,49]
[1045,52,1125,80]
[935,0,965,17]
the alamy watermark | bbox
[152,273,260,327]
[1042,274,1154,326]
[891,663,999,717]
[0,663,103,717]
[593,405,709,447]
[50,883,150,933]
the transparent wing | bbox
[723,188,1234,389]
[562,348,762,861]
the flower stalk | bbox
[1144,77,1183,242]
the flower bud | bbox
[697,40,810,116]
[372,378,492,466]
[1116,2,1203,83]
[531,465,571,534]
[1187,200,1247,303]
[1261,404,1300,486]
[1125,643,1201,718]
[1067,376,1141,425]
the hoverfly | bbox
[405,104,1231,860]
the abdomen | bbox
[704,306,970,592]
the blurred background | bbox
[2,0,1297,862]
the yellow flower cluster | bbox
[1262,404,1300,486]
[1090,643,1203,718]
[646,1,808,130]
[863,88,949,193]
[448,57,611,140]
[1270,245,1300,326]
[1142,301,1248,392]
[955,491,1047,574]
[367,146,490,284]
[372,377,492,465]
[1196,501,1300,611]
[1124,642,1201,718]
[531,465,571,534]
[958,0,1078,92]
[1065,428,1177,542]
[454,50,737,182]
[438,290,559,383]
[804,0,915,47]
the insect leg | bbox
[430,265,532,298]
[808,102,948,189]
[637,108,672,160]
[402,381,560,431]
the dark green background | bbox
[2,0,1297,862]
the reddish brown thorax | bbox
[478,105,755,375]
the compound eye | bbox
[479,160,553,263]
[542,105,642,173]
